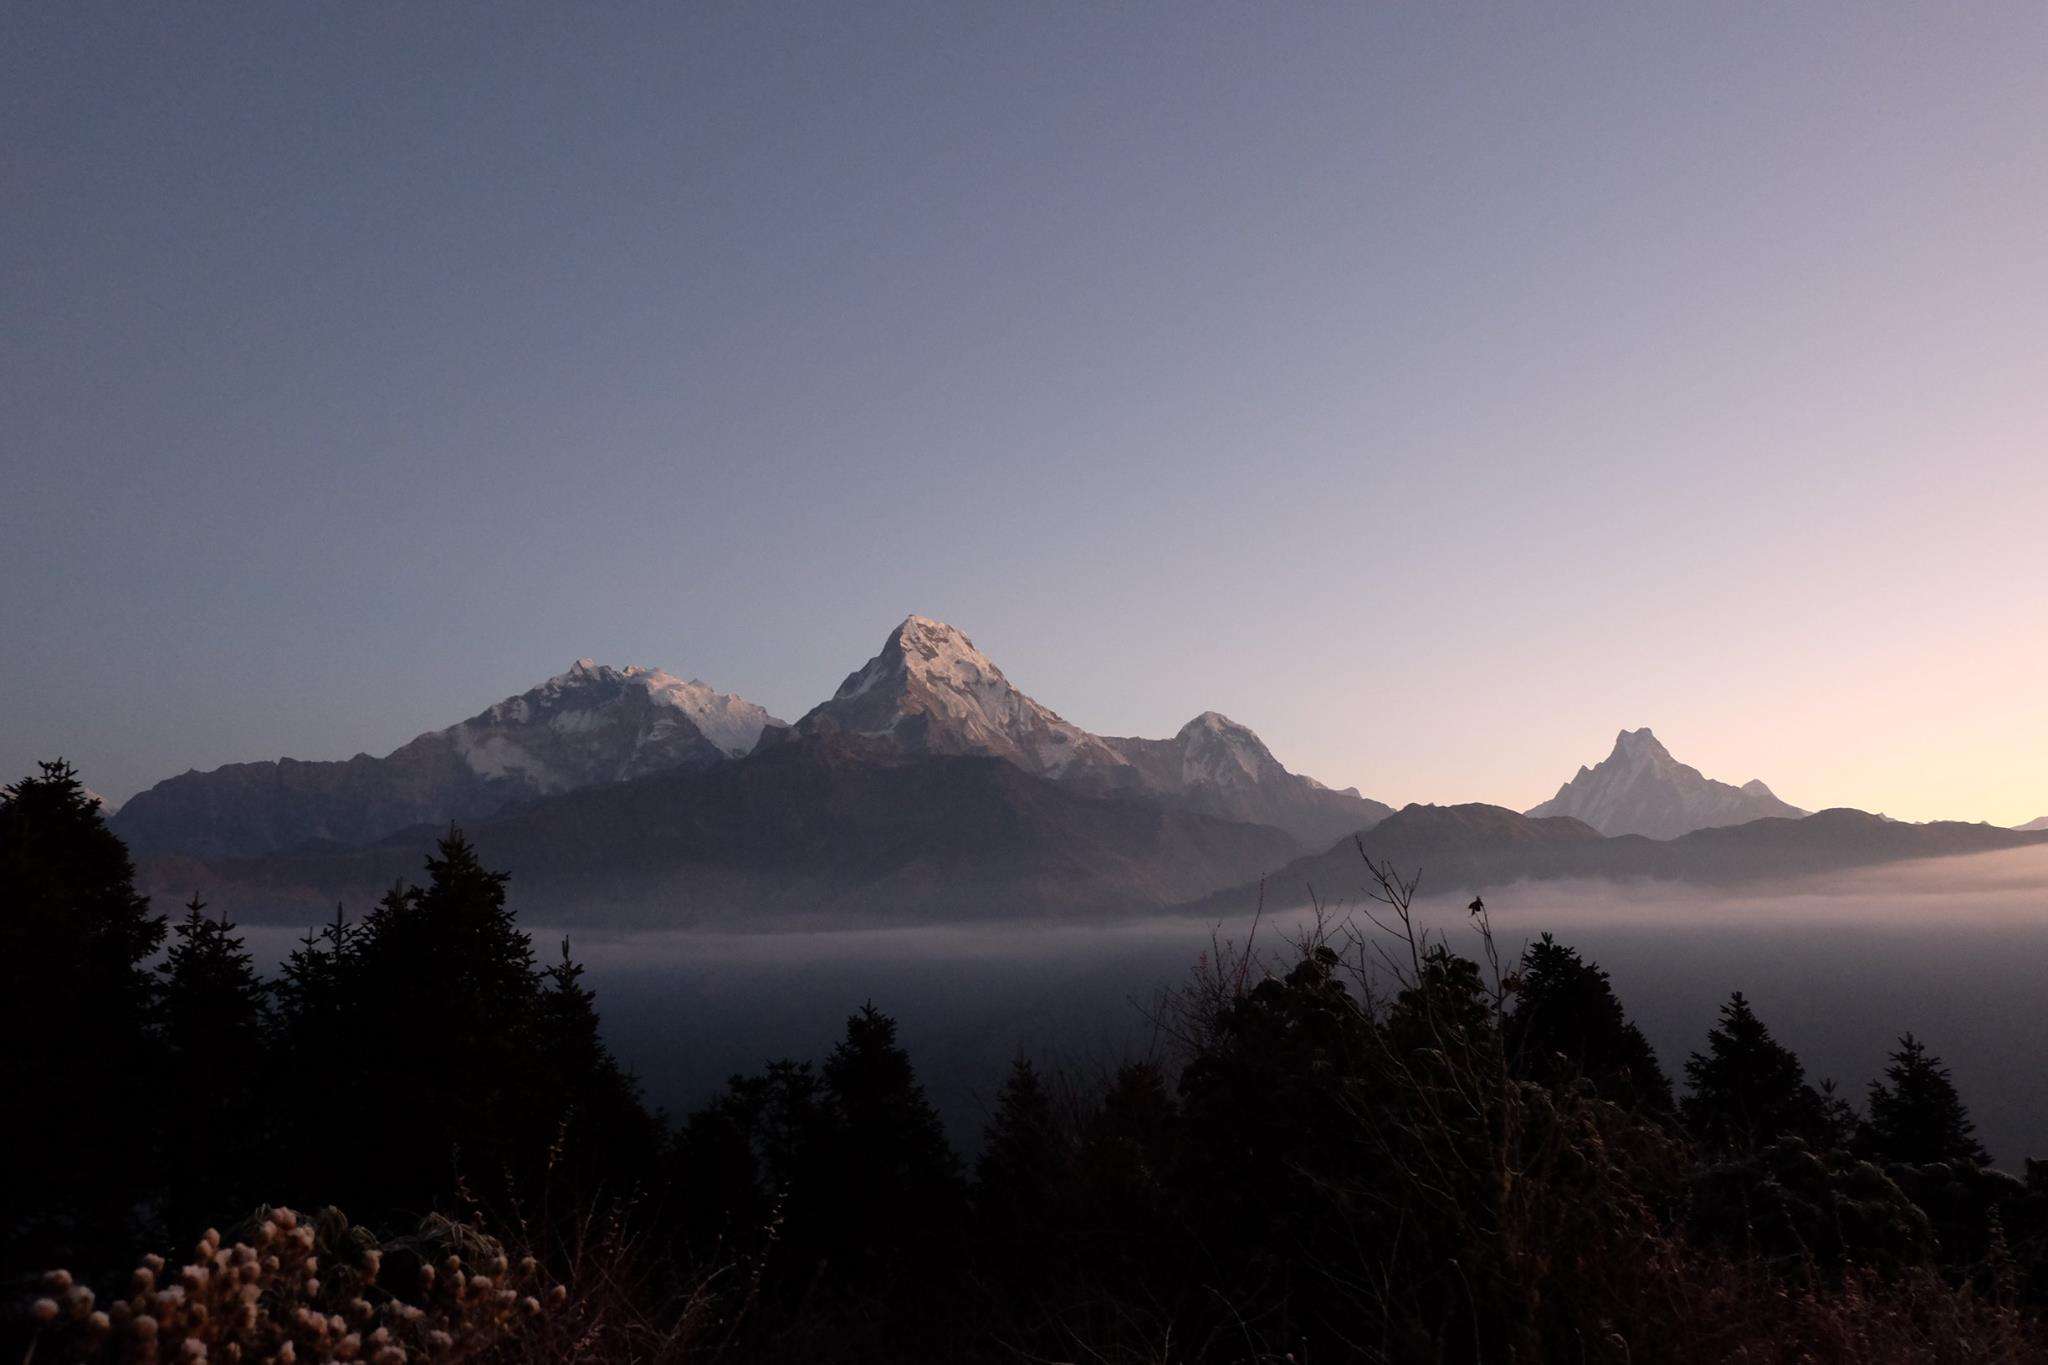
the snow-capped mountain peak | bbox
[1173,711,1284,789]
[799,616,1129,777]
[1526,727,1805,840]
[453,659,784,785]
[112,658,786,859]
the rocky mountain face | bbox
[113,661,785,858]
[1105,712,1392,848]
[1525,728,1805,840]
[792,616,1132,779]
[792,617,1389,848]
[2015,816,2048,832]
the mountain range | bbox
[113,662,786,858]
[114,615,2048,926]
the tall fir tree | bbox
[1863,1033,1991,1166]
[269,905,364,1206]
[1506,933,1672,1112]
[156,896,272,1235]
[1680,992,1826,1150]
[975,1058,1070,1282]
[311,828,658,1221]
[808,1004,965,1279]
[0,761,165,1275]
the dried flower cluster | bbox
[22,1207,568,1365]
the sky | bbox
[4,4,2045,822]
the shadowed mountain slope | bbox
[1188,803,2048,914]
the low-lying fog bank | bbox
[235,844,2048,1166]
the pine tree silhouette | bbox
[806,1004,964,1279]
[0,760,165,1276]
[156,895,271,1234]
[1864,1033,1991,1166]
[269,904,363,1206]
[975,1058,1069,1282]
[327,828,654,1220]
[1506,933,1672,1112]
[1680,992,1826,1150]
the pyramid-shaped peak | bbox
[888,618,983,658]
[1181,710,1251,736]
[1613,727,1670,756]
[1529,727,1806,838]
[857,615,1006,692]
[801,616,1128,779]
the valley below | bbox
[231,841,2048,1170]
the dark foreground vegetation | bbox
[8,759,2048,1363]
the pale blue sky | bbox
[5,4,2045,821]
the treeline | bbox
[7,758,2048,1363]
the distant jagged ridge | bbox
[1527,727,1805,840]
[791,616,1391,848]
[113,661,786,859]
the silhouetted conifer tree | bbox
[321,829,653,1220]
[1178,944,1378,1289]
[1072,1060,1182,1288]
[811,1005,964,1275]
[535,936,662,1203]
[156,895,271,1234]
[1681,992,1826,1150]
[975,1058,1069,1283]
[1816,1077,1861,1152]
[1506,933,1672,1112]
[0,761,165,1275]
[268,905,362,1204]
[1864,1033,1991,1166]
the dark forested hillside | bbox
[1191,801,2048,913]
